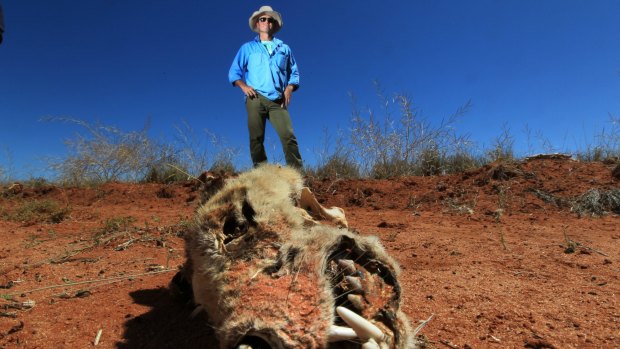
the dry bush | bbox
[346,84,475,178]
[311,127,360,179]
[173,121,239,177]
[486,124,515,162]
[43,118,239,185]
[6,199,70,224]
[0,147,15,184]
[45,117,161,184]
[576,116,620,161]
[571,188,620,217]
[529,188,565,208]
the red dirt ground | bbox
[1,157,618,349]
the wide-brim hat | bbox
[248,5,283,33]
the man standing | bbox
[229,5,303,169]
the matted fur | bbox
[177,164,414,348]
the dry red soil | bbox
[1,157,618,349]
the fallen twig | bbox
[440,339,460,348]
[0,269,175,297]
[563,230,608,256]
[115,238,137,251]
[412,313,434,336]
[166,163,202,183]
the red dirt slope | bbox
[1,157,618,348]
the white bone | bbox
[361,338,381,349]
[299,187,348,227]
[327,325,358,342]
[336,306,385,342]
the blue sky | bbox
[1,1,619,178]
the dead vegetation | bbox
[2,199,70,225]
[571,188,620,216]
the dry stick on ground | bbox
[0,269,175,297]
[439,339,460,349]
[325,178,343,194]
[563,228,609,257]
[166,163,203,183]
[499,229,507,250]
[412,313,434,337]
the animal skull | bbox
[174,164,414,348]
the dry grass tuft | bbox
[6,199,70,224]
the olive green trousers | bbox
[245,94,303,169]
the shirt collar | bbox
[253,36,283,46]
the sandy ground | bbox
[1,157,618,348]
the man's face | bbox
[255,14,275,34]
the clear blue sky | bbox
[1,1,619,178]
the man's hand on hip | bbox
[282,85,295,108]
[235,80,258,99]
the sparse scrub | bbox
[576,116,620,161]
[312,154,360,178]
[530,188,565,207]
[44,117,239,185]
[23,177,49,189]
[99,216,136,235]
[209,158,237,174]
[142,146,189,184]
[173,121,240,177]
[486,124,515,162]
[46,117,161,184]
[571,188,620,217]
[7,199,70,224]
[0,147,15,183]
[441,187,478,215]
[345,85,476,178]
[312,127,360,179]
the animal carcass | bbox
[173,164,414,348]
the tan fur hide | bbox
[177,164,414,348]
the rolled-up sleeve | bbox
[287,51,300,89]
[228,45,247,86]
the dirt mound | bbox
[1,157,619,348]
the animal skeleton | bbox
[174,164,414,348]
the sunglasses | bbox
[258,17,275,23]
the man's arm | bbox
[282,49,299,107]
[229,44,259,98]
[228,45,248,86]
[282,84,296,108]
[286,50,300,90]
[234,79,258,99]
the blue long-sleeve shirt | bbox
[228,36,299,101]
